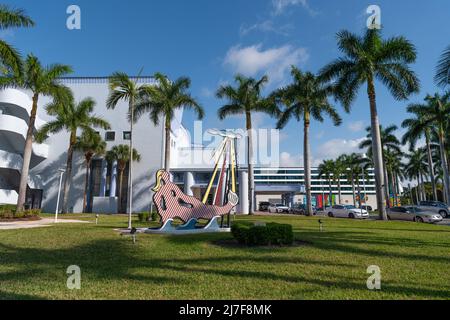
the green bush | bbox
[138,212,150,222]
[151,211,159,222]
[0,205,40,219]
[231,221,294,246]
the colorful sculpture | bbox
[148,130,241,233]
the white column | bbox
[239,170,249,215]
[110,161,118,197]
[99,159,107,197]
[184,171,194,196]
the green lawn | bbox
[0,214,449,300]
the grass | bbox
[0,213,449,300]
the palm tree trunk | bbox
[390,170,397,206]
[82,158,91,213]
[384,163,391,208]
[351,178,356,206]
[338,178,342,204]
[246,112,255,215]
[16,94,39,212]
[328,179,332,207]
[438,128,450,205]
[128,99,134,228]
[118,169,124,214]
[304,111,312,216]
[419,172,425,201]
[164,117,171,172]
[62,132,76,214]
[367,79,387,220]
[425,133,438,201]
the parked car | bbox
[387,206,443,224]
[327,205,369,219]
[258,201,271,212]
[361,205,373,212]
[268,203,290,213]
[290,204,317,215]
[418,201,450,218]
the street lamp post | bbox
[55,169,65,223]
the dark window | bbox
[105,131,115,141]
[123,131,131,140]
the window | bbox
[123,131,131,140]
[105,131,115,141]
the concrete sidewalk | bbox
[0,218,89,230]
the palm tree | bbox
[36,94,110,213]
[333,156,347,204]
[318,160,335,207]
[420,92,450,204]
[340,153,364,206]
[0,5,34,75]
[274,67,342,216]
[132,72,204,172]
[384,149,404,206]
[217,74,278,214]
[0,54,72,212]
[319,28,420,220]
[402,103,438,200]
[75,130,107,213]
[404,149,428,202]
[359,125,401,207]
[435,45,450,87]
[106,145,141,214]
[107,72,150,223]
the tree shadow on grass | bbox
[1,231,449,300]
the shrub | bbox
[151,211,159,222]
[0,205,40,219]
[138,212,150,223]
[231,221,294,246]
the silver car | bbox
[387,206,443,223]
[418,201,450,218]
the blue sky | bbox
[4,0,450,166]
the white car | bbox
[327,205,369,219]
[418,201,450,218]
[268,203,290,213]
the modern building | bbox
[0,77,378,213]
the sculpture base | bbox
[144,216,230,235]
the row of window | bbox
[96,131,132,142]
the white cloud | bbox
[280,152,304,167]
[272,0,317,16]
[240,20,292,37]
[223,44,309,84]
[347,120,365,132]
[199,87,214,98]
[314,137,365,165]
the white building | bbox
[0,77,378,213]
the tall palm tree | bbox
[106,145,141,214]
[132,72,204,172]
[0,54,72,212]
[340,153,364,206]
[333,156,347,204]
[36,94,110,213]
[359,125,402,207]
[107,72,150,223]
[75,130,107,213]
[217,74,278,214]
[435,45,450,88]
[0,5,34,75]
[318,160,335,207]
[402,103,438,200]
[404,149,428,202]
[274,67,342,216]
[319,28,420,220]
[420,92,450,204]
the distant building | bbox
[0,78,378,213]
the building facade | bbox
[0,78,379,213]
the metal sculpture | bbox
[147,130,241,233]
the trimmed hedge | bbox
[137,211,160,222]
[0,205,41,219]
[231,221,294,246]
